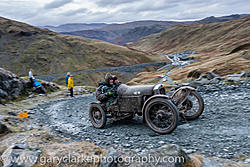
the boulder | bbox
[41,82,60,92]
[1,143,40,167]
[187,70,202,79]
[100,147,121,167]
[0,68,27,101]
[189,78,211,87]
[188,71,223,86]
[201,156,248,167]
[226,71,248,81]
[128,144,189,167]
[205,72,224,80]
[0,89,8,98]
[0,121,9,135]
[0,68,60,102]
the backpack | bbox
[96,82,107,102]
[33,80,42,87]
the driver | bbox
[96,74,118,110]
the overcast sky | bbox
[0,0,249,26]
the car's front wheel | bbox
[144,98,178,134]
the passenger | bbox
[112,75,121,99]
[113,75,121,86]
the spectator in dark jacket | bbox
[65,72,70,87]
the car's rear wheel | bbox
[178,91,204,120]
[89,103,107,128]
[144,98,178,134]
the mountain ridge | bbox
[56,14,250,45]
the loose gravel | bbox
[31,80,250,160]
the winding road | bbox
[30,80,250,160]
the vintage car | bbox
[89,83,204,134]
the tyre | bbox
[178,91,204,120]
[89,103,107,128]
[144,98,178,134]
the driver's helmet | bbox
[104,73,113,85]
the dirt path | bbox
[31,80,250,160]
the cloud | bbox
[44,0,73,9]
[95,0,135,7]
[0,0,249,25]
[120,0,178,13]
[62,8,88,16]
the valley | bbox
[0,12,250,167]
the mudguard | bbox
[141,94,171,115]
[171,86,195,106]
[171,86,195,98]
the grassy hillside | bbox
[128,16,250,54]
[113,24,173,45]
[0,16,162,77]
[127,16,250,83]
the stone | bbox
[205,72,223,80]
[227,71,247,81]
[0,89,8,98]
[41,82,60,92]
[158,141,165,144]
[0,68,27,101]
[1,143,40,167]
[187,70,202,78]
[244,158,250,163]
[100,147,121,167]
[123,144,131,148]
[8,111,18,116]
[189,78,210,87]
[128,144,190,167]
[29,94,35,98]
[0,121,9,134]
[184,149,196,154]
[209,78,221,84]
[10,88,21,97]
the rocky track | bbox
[31,80,250,160]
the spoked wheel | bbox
[178,91,204,120]
[145,98,178,134]
[89,103,107,128]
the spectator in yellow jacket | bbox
[68,75,74,97]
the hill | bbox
[127,16,250,54]
[40,23,107,32]
[61,20,178,45]
[0,16,161,77]
[59,14,249,45]
[197,14,250,24]
[126,16,250,83]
